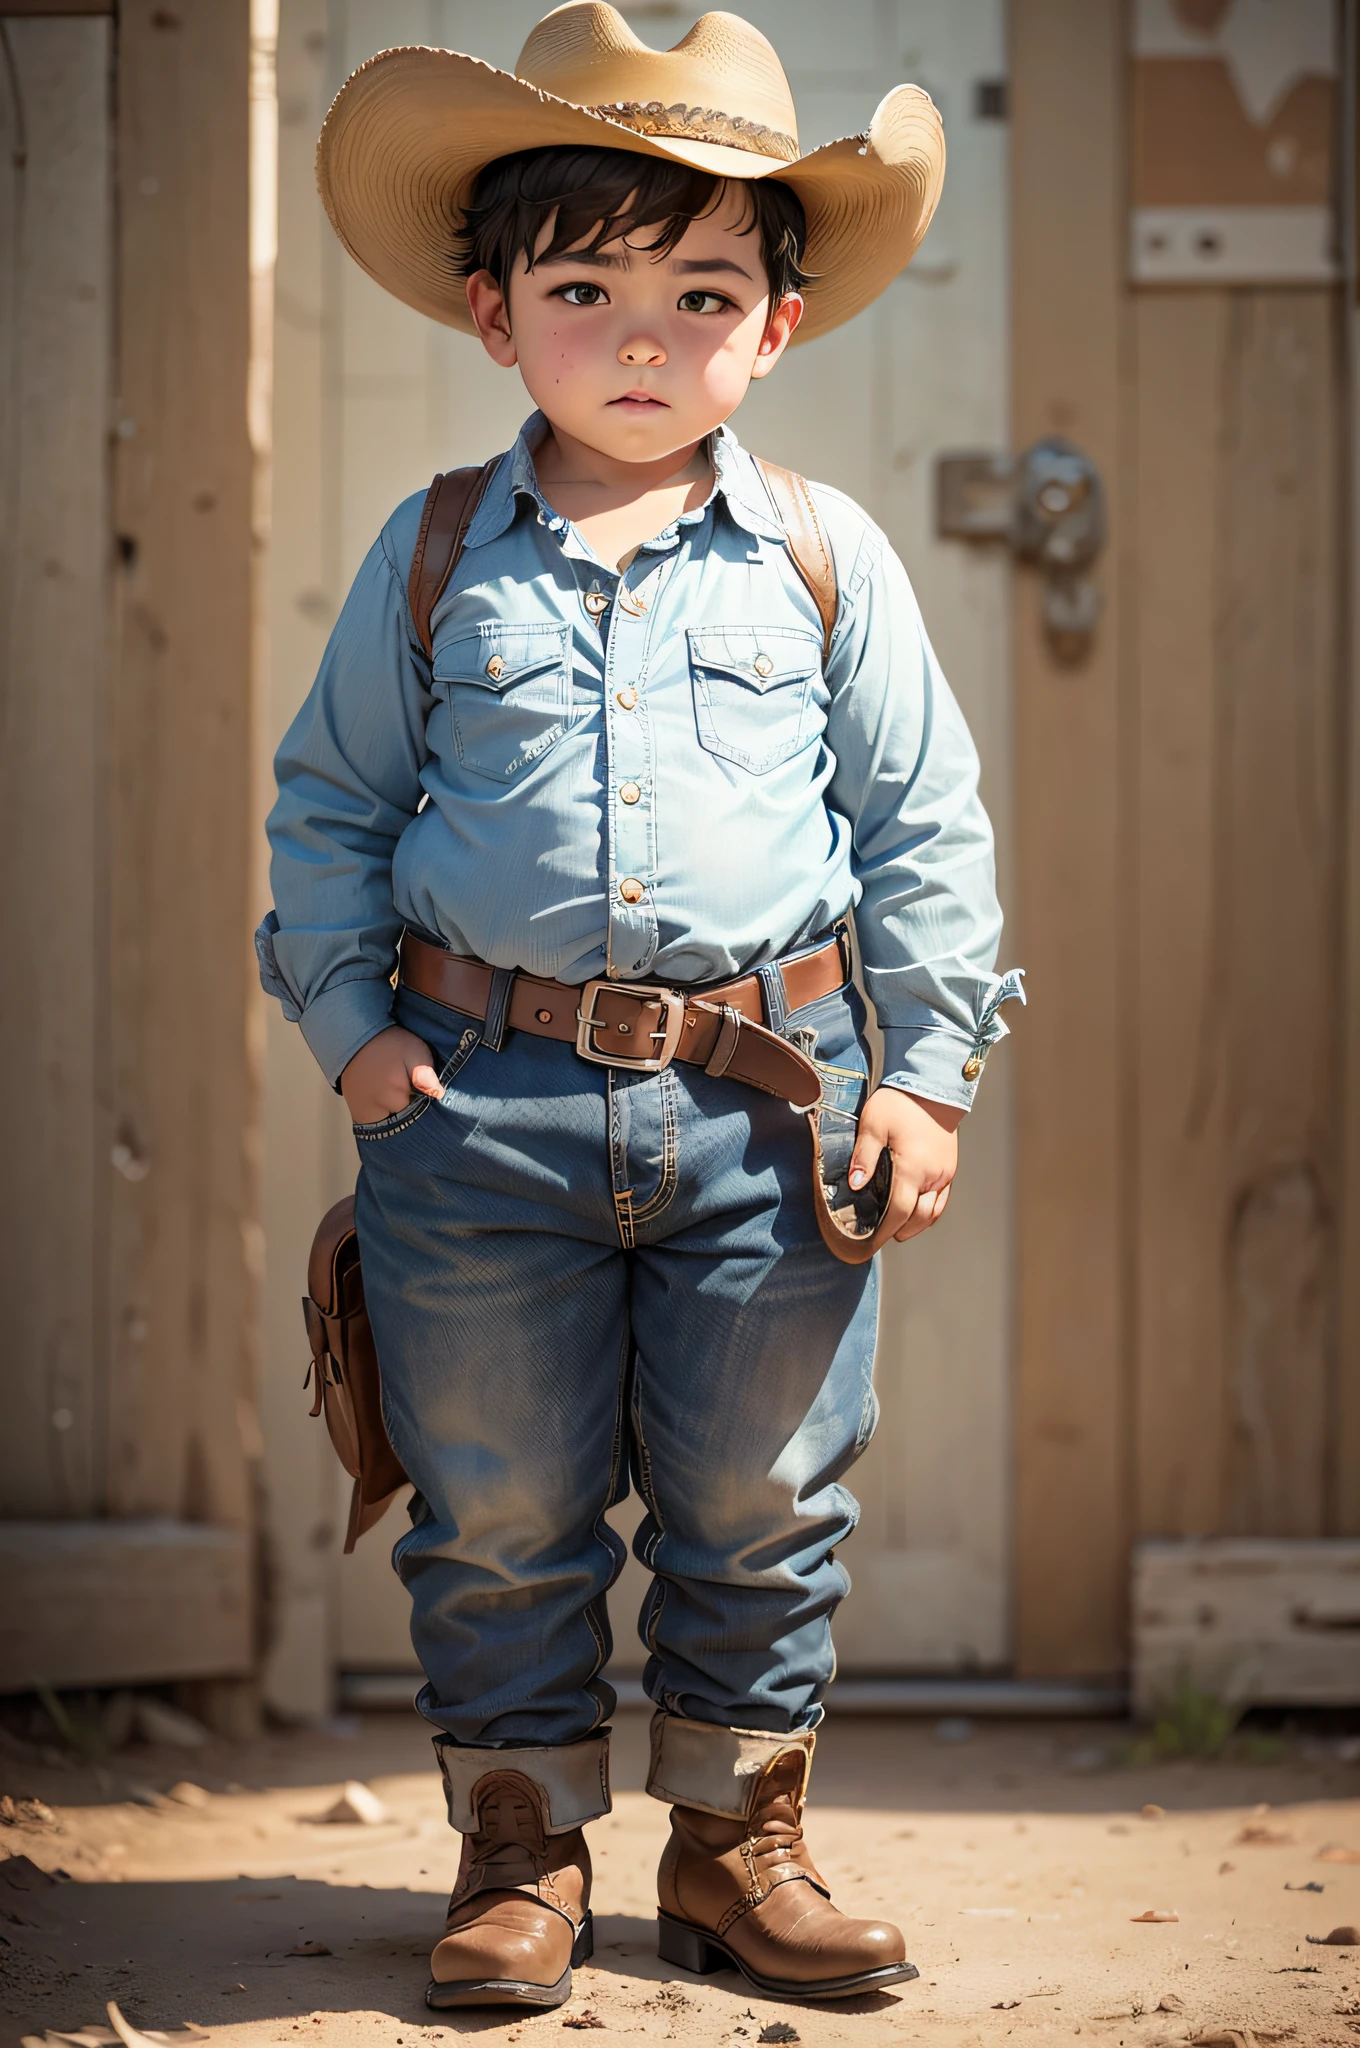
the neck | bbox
[534,421,712,499]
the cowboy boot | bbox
[648,1712,917,2001]
[426,1733,608,2009]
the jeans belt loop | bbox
[481,966,515,1052]
[756,960,789,1035]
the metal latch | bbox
[936,436,1106,662]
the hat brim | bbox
[316,47,944,345]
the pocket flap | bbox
[433,622,570,691]
[687,625,821,692]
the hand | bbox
[848,1086,964,1243]
[340,1025,444,1125]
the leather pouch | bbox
[303,1194,408,1550]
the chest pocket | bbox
[434,622,579,784]
[687,626,822,775]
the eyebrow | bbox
[535,247,754,281]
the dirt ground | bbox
[3,1710,1359,2048]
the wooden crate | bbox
[0,1521,252,1693]
[1132,1538,1360,1718]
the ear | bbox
[749,293,803,380]
[466,270,518,367]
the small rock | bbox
[561,2017,604,2032]
[1285,1880,1324,1892]
[1131,1908,1179,1922]
[1218,1861,1235,1875]
[168,1781,210,1809]
[1234,1821,1294,1846]
[757,2028,801,2045]
[286,1942,331,1958]
[1156,1992,1185,2012]
[1141,1803,1165,1821]
[991,1999,1020,2010]
[1319,1843,1360,1864]
[134,1698,209,1749]
[1308,1925,1360,1947]
[319,1780,388,1825]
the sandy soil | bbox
[2,1712,1359,2048]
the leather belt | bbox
[396,927,896,1266]
[398,931,848,1112]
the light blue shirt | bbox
[259,413,1021,1104]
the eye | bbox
[554,281,609,306]
[677,289,732,315]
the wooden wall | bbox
[1012,0,1352,1674]
[0,0,261,1707]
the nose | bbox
[618,334,667,367]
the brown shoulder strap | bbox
[755,458,838,662]
[406,458,500,657]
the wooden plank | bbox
[0,1521,251,1691]
[1132,1539,1360,1716]
[1217,295,1342,1538]
[0,18,111,1516]
[257,0,355,1721]
[106,0,259,1532]
[1011,0,1128,1676]
[1343,51,1360,1543]
[1131,293,1229,1540]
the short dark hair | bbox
[452,144,809,306]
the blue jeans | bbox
[353,969,880,1749]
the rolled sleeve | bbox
[822,518,1023,1111]
[261,513,431,1086]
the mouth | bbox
[608,391,669,411]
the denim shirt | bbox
[260,412,1022,1107]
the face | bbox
[465,181,803,462]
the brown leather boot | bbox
[649,1712,916,2001]
[427,1736,607,2010]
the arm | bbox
[258,527,442,1117]
[822,523,1023,1240]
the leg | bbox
[357,992,632,1748]
[622,984,915,1998]
[627,995,880,1733]
[354,993,634,2006]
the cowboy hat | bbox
[316,3,945,347]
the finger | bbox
[847,1124,883,1193]
[893,1186,940,1243]
[410,1062,444,1099]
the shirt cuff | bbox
[297,978,398,1090]
[878,1025,984,1113]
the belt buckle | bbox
[575,979,686,1072]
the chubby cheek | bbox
[518,324,616,408]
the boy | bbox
[259,1,1020,2015]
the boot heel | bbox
[571,1911,594,1968]
[657,1912,725,1976]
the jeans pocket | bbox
[351,1023,481,1143]
[788,992,891,1242]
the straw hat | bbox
[316,3,945,347]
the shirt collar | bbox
[463,411,788,555]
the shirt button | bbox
[963,1053,984,1081]
[485,655,505,680]
[753,653,774,677]
[619,782,641,805]
[615,687,638,710]
[584,589,610,618]
[618,877,646,905]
